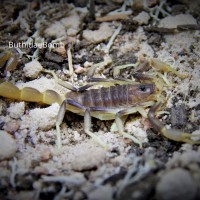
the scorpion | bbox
[0,51,200,151]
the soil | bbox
[0,1,200,200]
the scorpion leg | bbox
[45,69,131,92]
[56,99,85,151]
[113,62,140,78]
[87,77,134,86]
[56,99,107,151]
[90,102,154,148]
[44,69,95,92]
[115,106,151,148]
[84,109,108,149]
[148,102,200,144]
[149,58,188,79]
[56,100,67,151]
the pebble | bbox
[60,10,83,36]
[4,119,19,133]
[45,51,64,63]
[52,46,67,57]
[83,23,113,44]
[23,60,43,79]
[45,8,87,38]
[156,168,197,200]
[133,11,150,25]
[75,66,85,74]
[40,148,52,162]
[167,150,200,168]
[20,103,59,131]
[0,131,17,161]
[158,14,196,29]
[71,143,106,171]
[8,102,25,119]
[45,21,66,38]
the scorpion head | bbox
[128,83,156,104]
[138,84,154,94]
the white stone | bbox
[20,103,59,131]
[158,14,197,29]
[156,168,197,200]
[167,150,200,168]
[0,131,17,160]
[23,60,43,79]
[71,142,106,171]
[8,102,25,119]
[83,23,113,44]
[45,8,87,38]
[45,21,66,38]
[133,11,150,25]
[60,11,82,36]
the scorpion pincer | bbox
[0,53,199,152]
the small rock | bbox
[156,168,197,200]
[4,119,19,133]
[60,10,83,36]
[45,21,66,38]
[52,46,67,57]
[45,51,64,63]
[71,143,106,171]
[8,102,25,119]
[75,66,85,74]
[0,131,17,161]
[83,23,113,44]
[133,11,150,25]
[23,60,43,79]
[158,14,197,29]
[170,104,187,128]
[45,8,87,38]
[20,103,59,131]
[34,166,49,175]
[83,61,93,68]
[40,148,52,162]
[167,150,200,168]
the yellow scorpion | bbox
[0,51,199,151]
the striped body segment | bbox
[67,84,155,108]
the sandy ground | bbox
[0,0,200,200]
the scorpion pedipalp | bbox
[148,102,200,144]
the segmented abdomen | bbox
[81,85,134,107]
[67,83,154,108]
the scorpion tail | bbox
[0,81,63,105]
[0,81,21,99]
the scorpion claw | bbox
[160,128,200,144]
[149,58,189,79]
[148,102,200,144]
